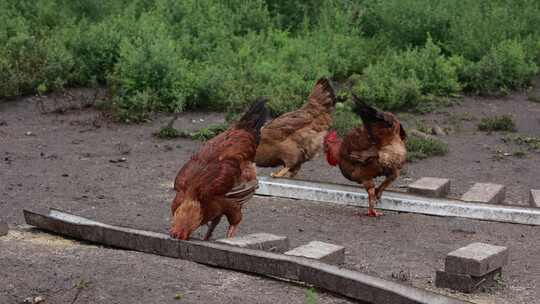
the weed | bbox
[406,136,449,161]
[155,126,180,139]
[477,115,516,132]
[304,288,317,304]
[180,123,229,141]
[503,134,540,151]
[512,150,527,158]
[174,293,183,300]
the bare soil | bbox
[1,90,539,304]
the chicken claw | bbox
[366,209,384,217]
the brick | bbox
[0,222,7,236]
[216,233,289,253]
[284,241,345,264]
[407,177,451,198]
[461,183,505,204]
[445,242,508,277]
[435,268,501,293]
[530,189,540,208]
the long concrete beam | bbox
[256,176,540,226]
[23,209,469,304]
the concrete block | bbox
[284,241,345,264]
[408,177,451,198]
[530,189,540,208]
[435,268,501,293]
[0,222,8,236]
[461,183,505,204]
[445,242,508,277]
[216,233,289,253]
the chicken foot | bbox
[363,180,384,217]
[203,216,222,241]
[270,164,301,178]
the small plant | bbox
[504,134,540,151]
[406,136,448,161]
[304,288,317,304]
[180,123,229,141]
[174,293,183,300]
[477,115,516,132]
[155,126,180,139]
[512,150,527,158]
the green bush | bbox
[462,40,538,94]
[1,0,540,118]
[331,103,362,137]
[354,38,461,110]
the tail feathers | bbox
[236,97,269,144]
[308,77,336,108]
[351,93,387,125]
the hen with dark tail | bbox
[235,97,270,145]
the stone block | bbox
[0,222,8,236]
[216,233,289,253]
[408,177,451,197]
[435,268,502,293]
[461,183,505,204]
[445,242,508,277]
[284,241,345,264]
[530,189,540,208]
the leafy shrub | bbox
[331,103,362,136]
[462,40,538,94]
[354,38,461,110]
[406,136,449,161]
[477,115,516,132]
[180,123,229,141]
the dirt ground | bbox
[1,90,539,304]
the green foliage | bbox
[503,134,540,151]
[331,103,361,137]
[1,0,539,118]
[463,40,538,94]
[155,126,180,139]
[477,115,516,132]
[304,288,317,304]
[406,136,449,161]
[180,123,229,141]
[354,38,461,110]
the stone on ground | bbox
[435,268,502,293]
[445,242,508,277]
[461,183,505,204]
[407,177,451,197]
[216,233,289,253]
[284,241,345,264]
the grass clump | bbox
[503,134,540,151]
[155,126,180,139]
[477,115,516,132]
[406,136,449,161]
[180,123,229,141]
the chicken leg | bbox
[363,180,384,217]
[226,225,238,238]
[203,216,222,241]
[374,170,399,201]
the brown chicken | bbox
[169,99,268,240]
[255,78,336,178]
[323,94,407,217]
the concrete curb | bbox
[255,177,540,226]
[24,208,469,304]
